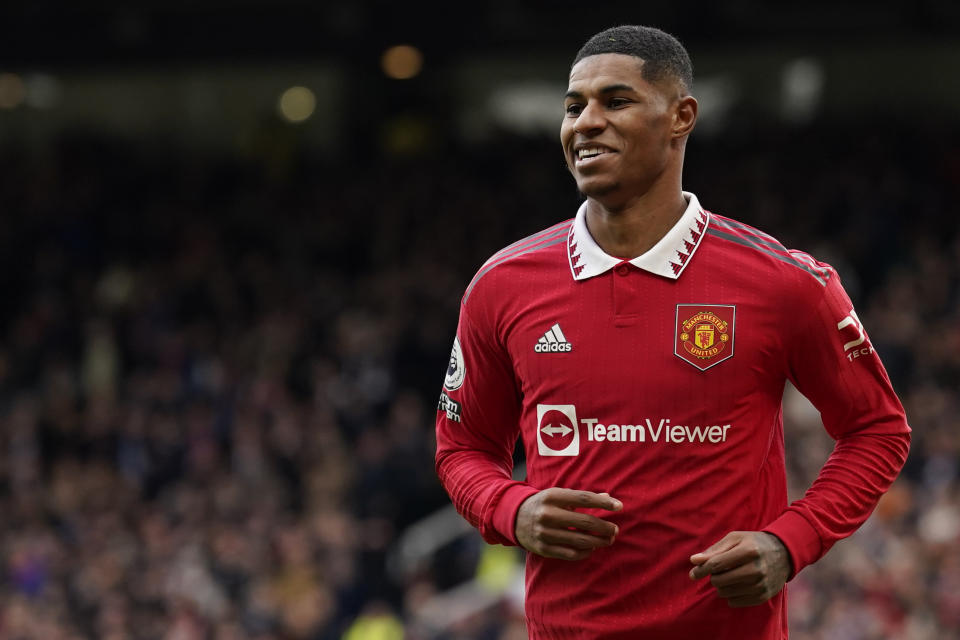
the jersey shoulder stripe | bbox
[709,214,782,245]
[462,220,573,305]
[706,214,832,286]
[486,219,571,264]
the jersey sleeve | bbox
[435,299,538,546]
[763,266,911,577]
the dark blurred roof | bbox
[2,0,958,68]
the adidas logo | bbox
[535,323,572,353]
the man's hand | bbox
[515,488,622,561]
[688,531,791,607]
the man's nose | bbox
[574,100,607,135]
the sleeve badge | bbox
[444,336,466,390]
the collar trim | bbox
[567,192,709,281]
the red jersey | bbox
[435,193,910,640]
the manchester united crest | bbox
[675,305,736,370]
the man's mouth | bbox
[577,147,611,160]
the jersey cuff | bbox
[762,510,823,579]
[491,483,541,545]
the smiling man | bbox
[435,25,910,639]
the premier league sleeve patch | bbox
[444,336,466,390]
[675,305,735,370]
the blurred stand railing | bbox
[387,465,528,637]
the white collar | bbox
[567,191,710,281]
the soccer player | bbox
[434,25,910,639]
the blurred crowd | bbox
[0,116,956,640]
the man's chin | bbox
[576,178,619,200]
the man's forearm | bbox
[763,429,910,576]
[436,448,539,545]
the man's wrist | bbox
[759,531,793,578]
[762,510,822,579]
[491,483,540,545]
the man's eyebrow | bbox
[564,84,636,99]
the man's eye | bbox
[609,98,629,108]
[565,104,582,116]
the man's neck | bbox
[584,184,688,260]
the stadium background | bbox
[0,2,958,639]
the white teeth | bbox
[577,148,608,160]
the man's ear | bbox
[673,95,698,139]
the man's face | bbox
[561,53,681,203]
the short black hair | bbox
[572,25,693,91]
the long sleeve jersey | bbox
[435,193,910,639]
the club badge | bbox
[675,305,735,371]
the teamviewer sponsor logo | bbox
[536,404,580,456]
[536,403,732,456]
[583,418,731,444]
[535,323,572,353]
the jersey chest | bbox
[502,267,787,419]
